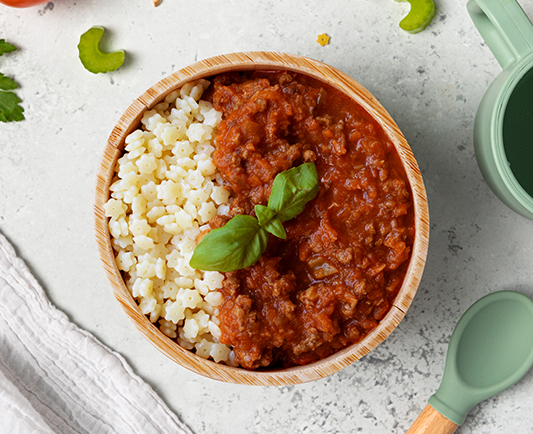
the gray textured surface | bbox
[1,0,533,433]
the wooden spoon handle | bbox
[406,404,459,434]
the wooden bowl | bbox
[94,51,429,385]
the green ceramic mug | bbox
[468,0,533,220]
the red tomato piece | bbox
[0,0,49,7]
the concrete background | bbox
[1,0,533,432]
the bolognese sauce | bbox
[204,71,414,369]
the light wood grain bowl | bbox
[94,51,429,386]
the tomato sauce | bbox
[205,71,414,369]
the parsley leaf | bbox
[0,90,24,122]
[0,40,17,56]
[0,39,24,123]
[0,72,18,90]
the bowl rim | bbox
[94,51,430,386]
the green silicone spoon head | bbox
[428,291,533,426]
[394,0,437,34]
[77,26,125,74]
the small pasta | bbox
[105,80,232,364]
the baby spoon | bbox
[407,290,533,433]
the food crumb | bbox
[317,33,330,46]
[153,0,162,6]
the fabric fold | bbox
[0,233,192,434]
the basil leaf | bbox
[189,214,268,272]
[268,162,319,222]
[255,204,287,239]
[254,204,276,226]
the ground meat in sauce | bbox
[204,71,414,370]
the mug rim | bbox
[492,55,533,213]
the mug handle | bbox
[467,0,533,69]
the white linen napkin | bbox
[0,233,193,434]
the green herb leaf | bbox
[255,204,287,239]
[0,40,23,123]
[0,40,17,57]
[190,162,319,272]
[0,73,18,91]
[78,26,125,74]
[0,90,24,122]
[189,215,269,272]
[268,162,319,222]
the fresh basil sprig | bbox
[189,215,269,272]
[189,162,319,272]
[254,204,287,239]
